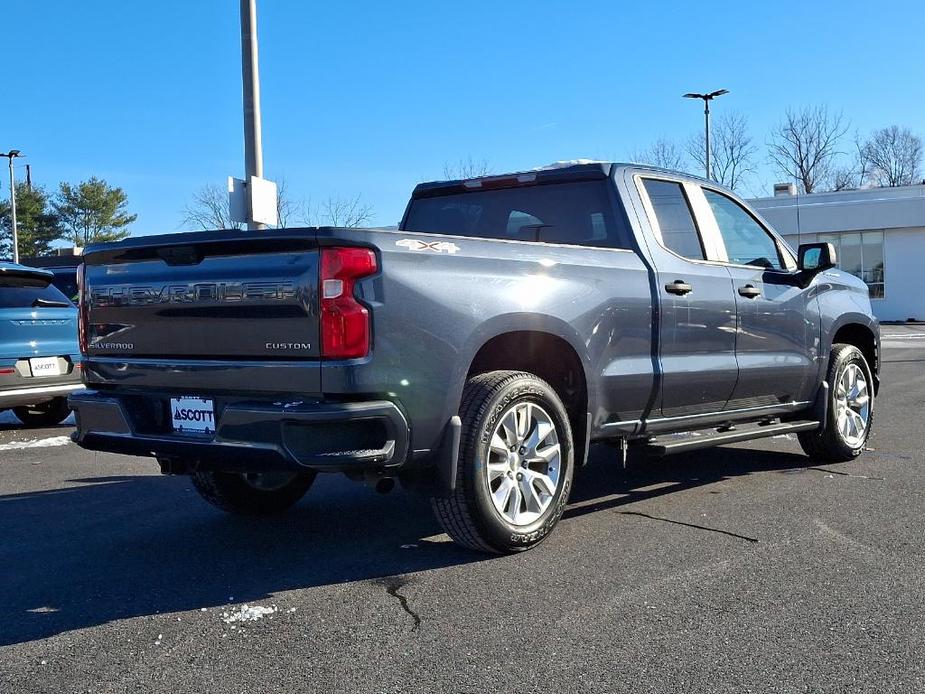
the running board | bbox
[645,420,820,456]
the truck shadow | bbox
[0,443,815,646]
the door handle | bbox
[738,284,761,298]
[665,280,693,296]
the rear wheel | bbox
[798,343,874,462]
[431,370,574,554]
[190,469,316,515]
[13,397,72,427]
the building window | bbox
[817,231,884,298]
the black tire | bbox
[798,344,875,462]
[431,370,575,554]
[13,397,72,427]
[190,469,317,515]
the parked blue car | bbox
[0,262,82,426]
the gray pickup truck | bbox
[70,162,880,553]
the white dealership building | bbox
[750,184,925,322]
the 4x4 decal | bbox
[396,239,460,254]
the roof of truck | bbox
[411,161,713,198]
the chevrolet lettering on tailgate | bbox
[91,282,297,306]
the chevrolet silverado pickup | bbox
[69,162,880,553]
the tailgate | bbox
[0,306,78,362]
[83,231,320,360]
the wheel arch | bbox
[830,321,879,394]
[464,327,591,466]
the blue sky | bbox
[2,0,924,235]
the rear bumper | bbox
[68,390,410,473]
[0,382,84,409]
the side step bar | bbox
[645,420,820,456]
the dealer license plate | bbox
[171,397,215,435]
[29,357,62,377]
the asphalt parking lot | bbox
[1,326,923,693]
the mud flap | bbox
[435,416,462,497]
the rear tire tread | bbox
[431,370,571,554]
[13,397,72,428]
[190,469,316,515]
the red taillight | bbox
[77,263,88,355]
[319,247,377,359]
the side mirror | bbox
[798,242,837,272]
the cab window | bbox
[640,179,705,260]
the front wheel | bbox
[431,370,575,554]
[190,469,317,515]
[13,397,72,427]
[798,343,875,462]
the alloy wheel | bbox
[485,402,561,526]
[834,362,870,447]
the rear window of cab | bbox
[403,181,629,249]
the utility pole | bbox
[682,89,729,180]
[25,164,32,191]
[240,0,265,230]
[1,150,23,264]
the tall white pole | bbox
[240,0,265,230]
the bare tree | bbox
[687,112,757,192]
[829,165,858,191]
[181,183,242,231]
[629,138,686,171]
[443,157,492,180]
[274,178,301,228]
[767,105,849,193]
[182,178,301,230]
[305,195,375,228]
[821,134,872,191]
[859,125,923,187]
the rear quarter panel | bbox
[318,227,654,456]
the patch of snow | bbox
[221,604,278,624]
[0,436,71,451]
[533,159,607,171]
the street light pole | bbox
[682,89,729,180]
[704,100,711,181]
[240,0,266,230]
[1,150,23,264]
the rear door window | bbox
[403,181,627,249]
[0,276,73,308]
[640,179,706,260]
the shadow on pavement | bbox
[1,442,816,646]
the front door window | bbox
[703,190,784,270]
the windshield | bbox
[0,275,73,308]
[403,181,627,249]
